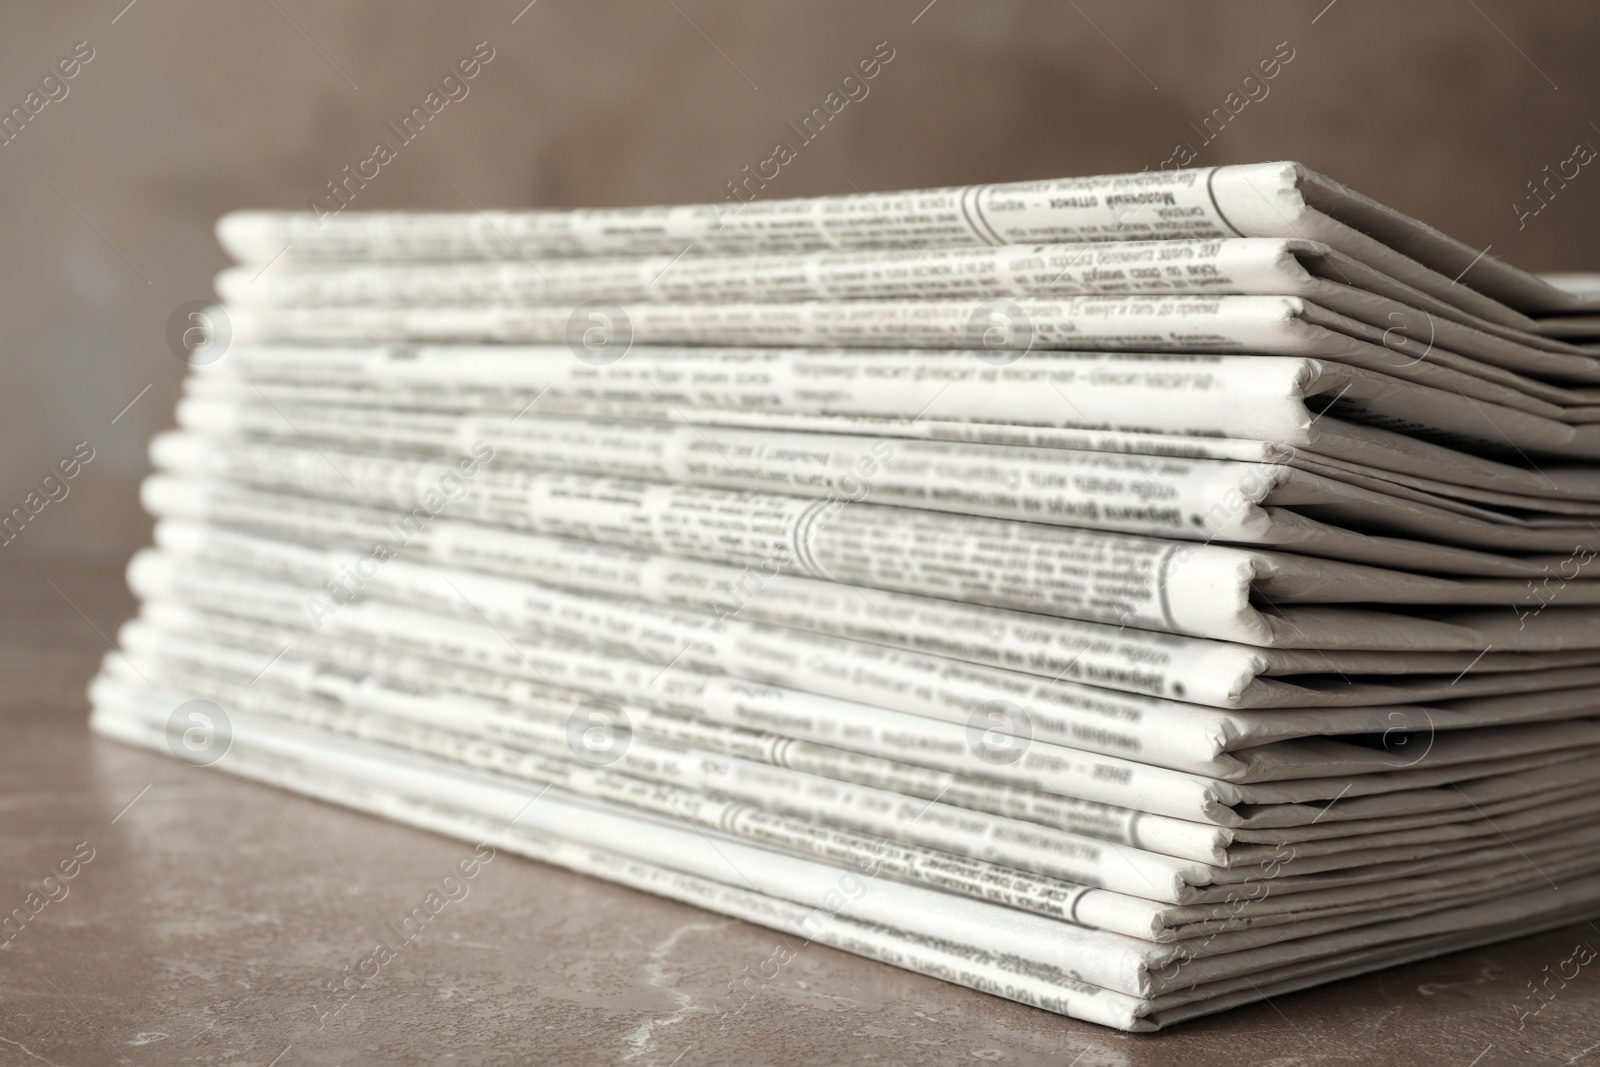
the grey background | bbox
[1,0,1596,562]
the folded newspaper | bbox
[92,163,1600,1032]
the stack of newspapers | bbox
[91,162,1600,1031]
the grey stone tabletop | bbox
[4,562,1598,1067]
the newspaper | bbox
[1225,787,1600,865]
[100,642,1600,968]
[124,592,1600,840]
[143,511,1600,740]
[184,375,1600,524]
[119,623,1600,898]
[176,395,1600,552]
[129,618,1600,876]
[220,299,1600,453]
[89,677,1600,1033]
[211,237,1600,371]
[212,161,1600,321]
[196,335,1600,435]
[94,652,1600,932]
[143,485,1600,708]
[196,343,1600,515]
[146,434,1600,648]
[123,545,1600,789]
[98,164,1600,1032]
[150,419,1600,591]
[118,621,1212,902]
[128,617,1600,870]
[195,346,1600,504]
[89,677,1172,983]
[84,708,1172,1033]
[130,594,1237,858]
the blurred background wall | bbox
[0,0,1596,562]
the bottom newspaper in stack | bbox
[89,508,1600,1031]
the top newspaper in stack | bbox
[216,161,1600,327]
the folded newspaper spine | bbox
[91,163,1600,1032]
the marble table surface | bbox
[4,560,1599,1067]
